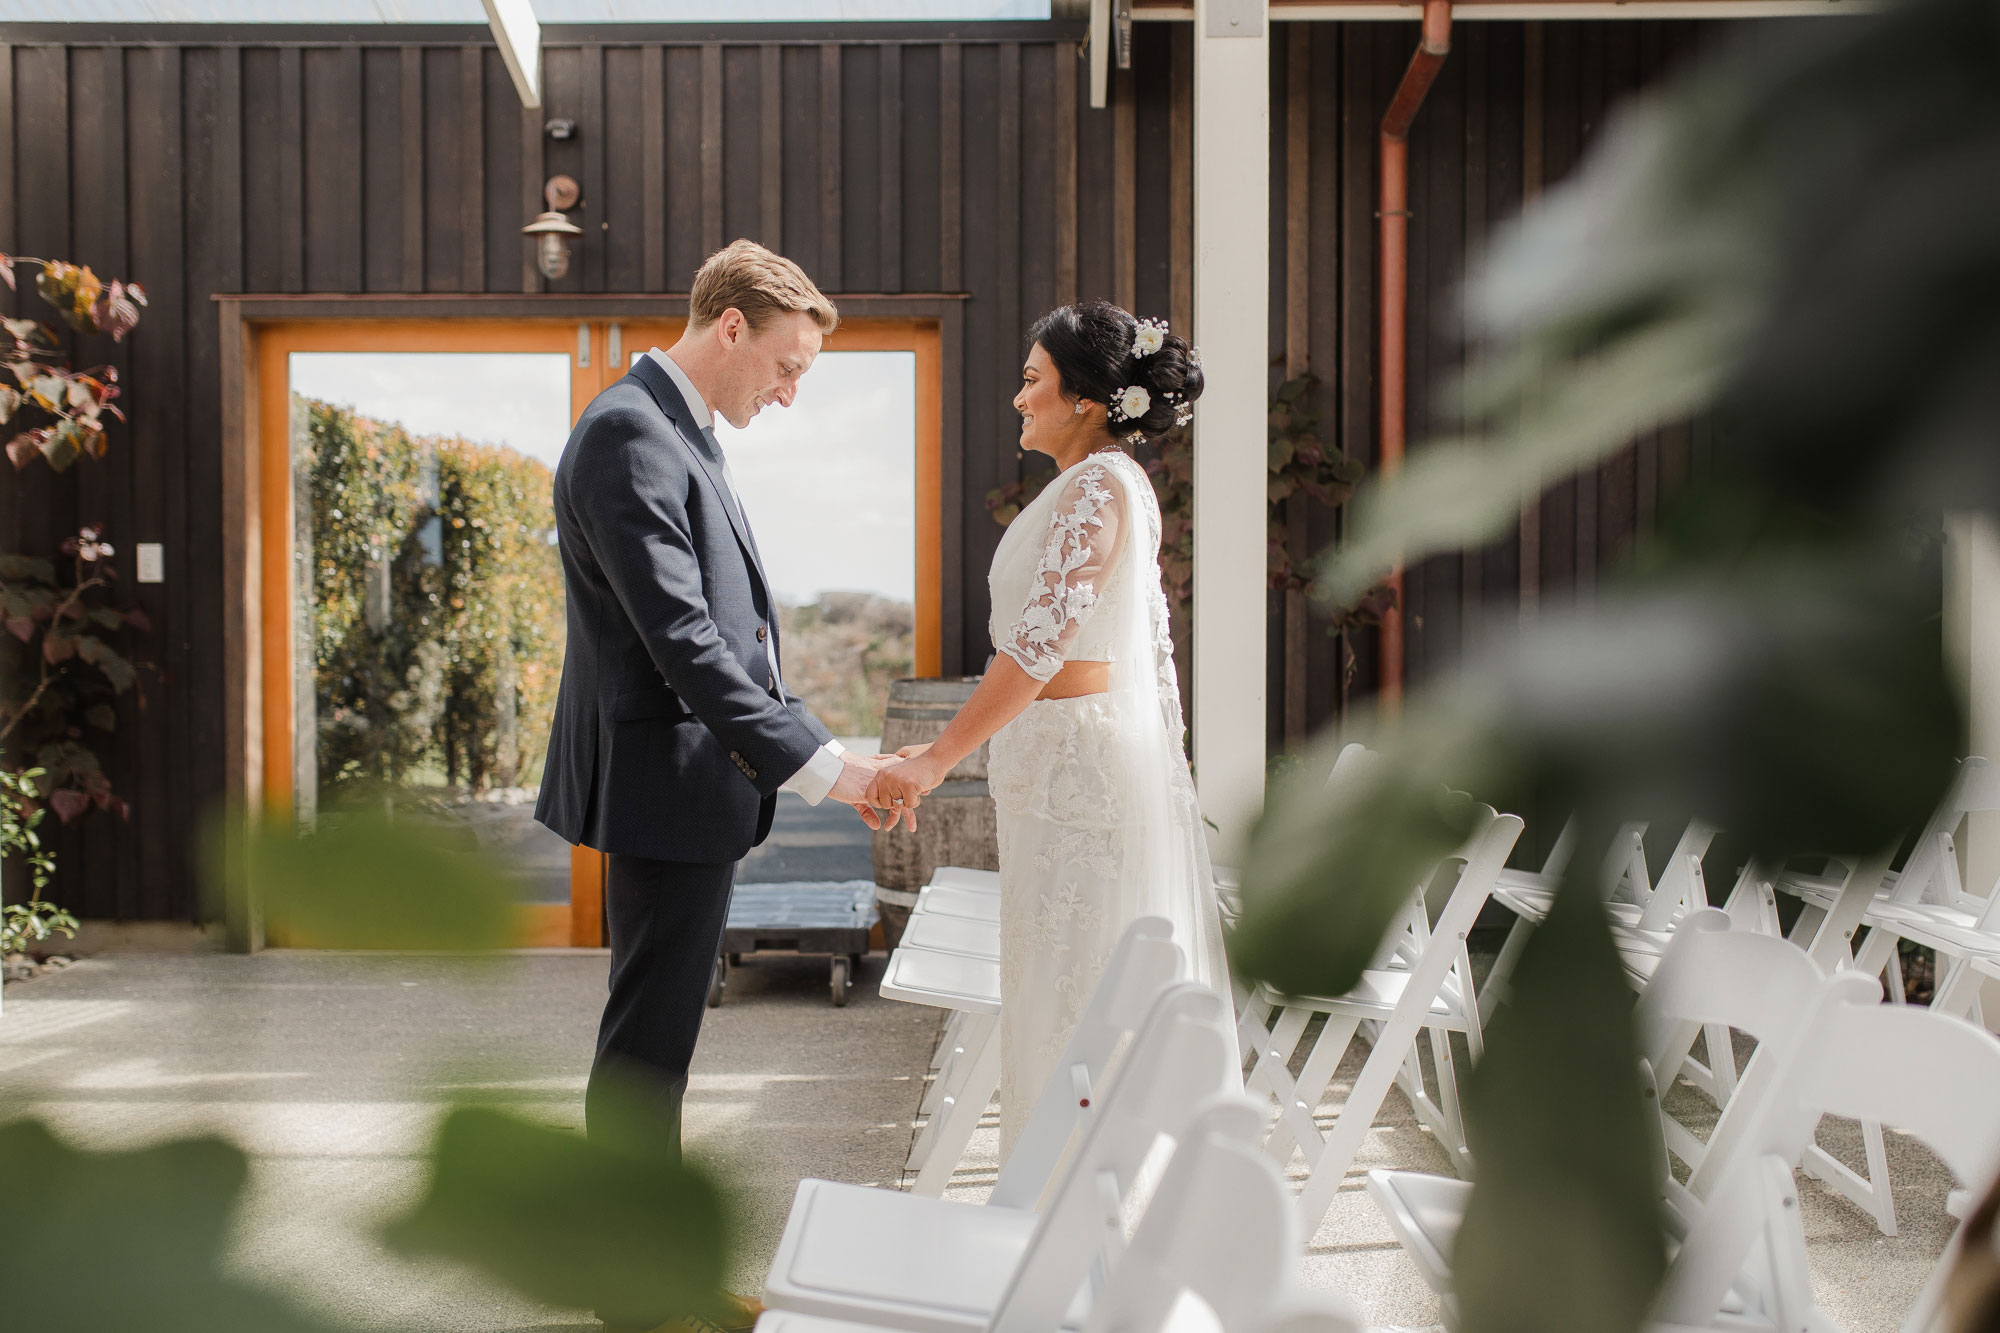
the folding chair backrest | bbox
[989,983,1240,1333]
[1889,756,1997,907]
[1080,1095,1295,1333]
[992,916,1185,1209]
[1325,740,1381,793]
[1633,910,1869,1196]
[1786,1004,2000,1189]
[1653,993,2000,1329]
[1432,804,1525,946]
[1634,820,1719,930]
[1372,802,1523,974]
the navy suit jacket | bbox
[535,355,833,864]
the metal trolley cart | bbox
[709,881,879,1008]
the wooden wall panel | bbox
[899,44,940,293]
[722,45,764,249]
[0,22,1739,920]
[602,46,647,292]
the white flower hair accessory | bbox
[1163,389,1194,427]
[1131,317,1169,359]
[1109,384,1152,423]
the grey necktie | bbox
[701,425,786,699]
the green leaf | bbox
[83,703,116,732]
[211,808,518,951]
[384,1100,731,1326]
[1452,862,1666,1333]
[0,1118,349,1333]
[1230,731,1488,998]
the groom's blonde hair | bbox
[689,240,839,334]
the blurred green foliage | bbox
[211,806,518,951]
[1233,0,2000,1330]
[300,397,562,798]
[386,1096,731,1326]
[1,1118,347,1333]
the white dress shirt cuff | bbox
[783,739,847,806]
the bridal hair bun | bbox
[1028,300,1205,446]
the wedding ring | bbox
[892,796,905,805]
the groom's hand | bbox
[830,752,907,831]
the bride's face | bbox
[1013,342,1093,460]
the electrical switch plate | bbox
[136,543,164,583]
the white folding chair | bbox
[761,981,1239,1333]
[891,916,1181,1196]
[758,1096,1362,1333]
[1652,999,2000,1333]
[1236,802,1524,1230]
[1080,1096,1364,1333]
[1485,819,1718,1022]
[1765,847,1906,1236]
[1777,757,1994,941]
[1366,912,1877,1317]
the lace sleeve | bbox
[998,462,1126,682]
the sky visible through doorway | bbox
[289,348,917,606]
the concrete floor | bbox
[0,941,1965,1333]
[0,947,937,1331]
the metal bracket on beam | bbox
[1204,0,1265,38]
[1114,0,1134,67]
[1088,0,1112,106]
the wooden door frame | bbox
[216,292,965,952]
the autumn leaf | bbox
[47,789,89,822]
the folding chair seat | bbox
[1236,803,1523,1232]
[887,917,1180,1195]
[928,866,1002,893]
[1651,997,2000,1333]
[1365,913,1878,1318]
[899,912,1000,961]
[762,981,1238,1333]
[758,1097,1362,1333]
[912,883,1001,924]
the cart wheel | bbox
[830,955,851,1007]
[707,955,725,1009]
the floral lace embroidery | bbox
[996,463,1123,683]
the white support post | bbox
[484,0,542,109]
[1190,0,1270,854]
[1945,513,2000,1032]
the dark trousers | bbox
[586,852,736,1168]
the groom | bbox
[536,240,895,1326]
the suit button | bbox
[756,625,768,642]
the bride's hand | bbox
[895,742,933,759]
[867,755,943,829]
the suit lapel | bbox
[627,357,774,600]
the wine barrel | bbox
[871,676,998,947]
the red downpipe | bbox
[1377,0,1452,718]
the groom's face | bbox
[711,308,823,430]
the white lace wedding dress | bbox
[984,447,1231,1156]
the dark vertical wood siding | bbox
[0,22,1758,920]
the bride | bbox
[868,300,1229,1155]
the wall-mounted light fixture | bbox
[523,174,583,281]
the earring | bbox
[1073,403,1086,415]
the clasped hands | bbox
[828,743,947,831]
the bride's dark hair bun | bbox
[1028,300,1203,444]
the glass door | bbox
[259,321,601,945]
[257,317,943,939]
